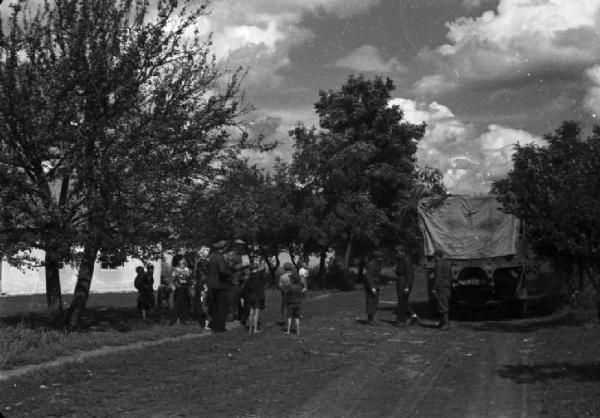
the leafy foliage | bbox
[493,121,600,299]
[0,0,249,327]
[290,74,427,266]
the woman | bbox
[172,258,193,325]
[134,266,155,321]
[241,263,266,333]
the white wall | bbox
[0,250,162,295]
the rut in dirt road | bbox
[408,326,543,418]
[292,321,544,418]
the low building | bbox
[0,250,162,296]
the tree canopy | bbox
[290,74,427,268]
[0,0,249,328]
[493,121,600,301]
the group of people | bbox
[134,239,307,335]
[363,245,451,330]
[136,240,452,333]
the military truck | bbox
[418,195,545,316]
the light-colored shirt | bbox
[298,267,309,291]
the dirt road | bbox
[0,284,582,417]
[290,310,549,418]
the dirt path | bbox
[291,320,545,418]
[1,287,573,417]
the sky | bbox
[5,0,600,194]
[193,0,600,194]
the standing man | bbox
[226,239,245,322]
[207,240,230,332]
[363,250,383,325]
[433,249,451,330]
[395,245,418,326]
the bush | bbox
[306,265,324,290]
[326,261,356,291]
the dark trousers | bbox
[228,284,240,320]
[173,287,191,321]
[210,288,229,332]
[280,290,287,319]
[396,288,417,322]
[436,285,451,317]
[365,289,379,316]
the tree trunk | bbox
[288,247,298,270]
[343,238,353,271]
[44,249,63,324]
[357,254,366,284]
[584,265,600,319]
[318,249,327,288]
[66,243,98,331]
[0,253,3,294]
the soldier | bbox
[207,240,230,332]
[363,250,383,325]
[433,249,451,330]
[226,239,245,322]
[395,245,418,326]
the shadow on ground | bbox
[498,362,600,383]
[464,310,591,333]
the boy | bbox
[284,274,304,335]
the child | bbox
[278,262,298,323]
[199,282,211,330]
[284,274,304,335]
[241,263,266,334]
[134,266,155,321]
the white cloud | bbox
[335,45,406,73]
[414,0,600,106]
[183,0,380,92]
[390,98,543,194]
[461,0,483,9]
[584,65,600,117]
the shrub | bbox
[326,261,356,291]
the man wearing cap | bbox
[395,245,418,326]
[363,250,383,325]
[433,249,451,330]
[207,240,230,332]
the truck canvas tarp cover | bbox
[418,195,520,259]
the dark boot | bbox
[438,313,450,330]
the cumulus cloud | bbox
[196,0,381,89]
[242,106,319,171]
[584,65,600,117]
[461,0,483,9]
[390,98,543,194]
[335,45,406,73]
[414,0,600,109]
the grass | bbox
[1,279,599,417]
[0,289,341,370]
[0,292,216,370]
[0,285,437,417]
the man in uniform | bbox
[395,245,418,326]
[363,250,383,325]
[226,239,245,322]
[207,240,230,332]
[433,249,451,330]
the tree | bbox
[181,158,297,282]
[0,0,249,328]
[493,121,600,315]
[290,74,426,271]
